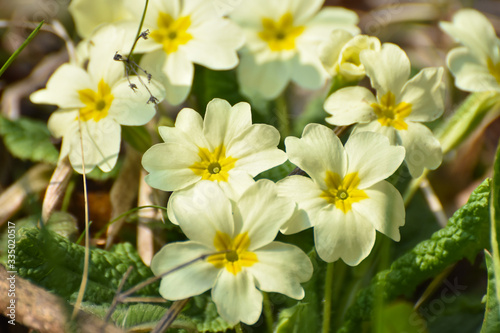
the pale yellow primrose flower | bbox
[141,98,287,222]
[324,43,445,178]
[278,124,405,265]
[30,26,164,174]
[69,0,143,38]
[136,0,245,105]
[151,180,312,326]
[319,30,381,82]
[229,0,359,100]
[439,9,500,92]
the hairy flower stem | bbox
[263,292,273,333]
[322,261,335,333]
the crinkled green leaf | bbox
[81,294,231,332]
[488,138,500,326]
[16,227,159,304]
[0,115,59,163]
[481,251,500,333]
[339,179,491,333]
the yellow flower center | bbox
[77,79,114,122]
[487,58,500,84]
[189,145,237,182]
[150,12,193,54]
[371,91,412,130]
[258,12,305,52]
[207,231,258,275]
[320,171,369,213]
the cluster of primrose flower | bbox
[30,0,500,327]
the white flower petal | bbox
[398,122,443,178]
[439,9,499,61]
[361,43,410,96]
[109,78,161,126]
[86,22,137,85]
[303,7,359,37]
[151,241,219,299]
[185,19,244,69]
[219,171,256,201]
[352,121,398,145]
[324,86,377,126]
[319,29,354,75]
[400,67,445,122]
[30,64,90,108]
[446,47,500,92]
[285,124,347,186]
[237,53,291,100]
[204,99,252,149]
[237,180,295,250]
[140,50,193,106]
[290,51,328,90]
[159,108,207,148]
[87,118,121,172]
[228,124,286,176]
[142,142,201,191]
[353,181,405,241]
[249,241,312,299]
[47,110,79,138]
[212,270,263,326]
[170,181,235,246]
[344,132,405,188]
[290,0,323,24]
[314,208,376,265]
[277,175,327,233]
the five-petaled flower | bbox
[324,43,445,177]
[30,25,164,174]
[137,0,245,105]
[229,0,359,100]
[151,180,313,325]
[278,124,405,265]
[439,8,500,93]
[141,98,287,222]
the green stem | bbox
[235,323,244,333]
[275,93,290,140]
[263,292,274,333]
[322,261,335,333]
[128,0,149,56]
[0,21,44,77]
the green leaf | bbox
[0,115,59,164]
[16,227,159,304]
[255,160,296,182]
[489,137,500,323]
[376,301,427,333]
[81,294,231,332]
[338,179,491,333]
[122,125,152,153]
[481,251,500,333]
[437,92,500,154]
